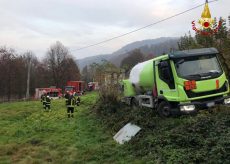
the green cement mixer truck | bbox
[121,48,230,117]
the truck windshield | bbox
[65,86,74,91]
[47,92,59,97]
[174,54,222,80]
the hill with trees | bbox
[76,37,179,70]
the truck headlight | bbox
[224,98,230,105]
[180,105,195,112]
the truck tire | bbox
[157,101,171,117]
[131,98,139,109]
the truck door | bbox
[156,60,178,101]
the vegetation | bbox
[0,41,80,102]
[1,13,230,164]
[95,89,230,163]
[82,60,123,86]
[120,49,144,76]
[1,90,230,163]
[45,41,80,88]
[0,93,138,163]
[178,17,230,75]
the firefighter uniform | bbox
[41,94,46,109]
[67,95,76,118]
[65,92,70,106]
[76,96,81,106]
[45,96,51,111]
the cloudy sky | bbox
[0,0,229,59]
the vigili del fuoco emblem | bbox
[192,0,222,36]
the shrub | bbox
[98,84,121,104]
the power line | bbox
[72,0,218,51]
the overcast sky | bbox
[0,0,229,59]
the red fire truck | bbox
[88,82,99,91]
[35,88,62,100]
[65,81,85,95]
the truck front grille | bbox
[191,95,223,103]
[185,83,228,98]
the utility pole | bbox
[26,54,31,100]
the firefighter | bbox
[66,94,76,118]
[41,94,44,102]
[76,96,81,106]
[41,93,47,109]
[65,91,70,106]
[45,95,51,111]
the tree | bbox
[81,65,92,83]
[120,49,144,76]
[228,15,230,26]
[0,47,17,100]
[178,16,230,76]
[0,43,81,102]
[214,18,228,49]
[87,60,120,85]
[178,32,201,51]
[0,47,30,100]
[61,57,81,83]
[145,53,155,60]
[45,41,80,88]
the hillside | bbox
[110,37,179,66]
[76,54,110,71]
[76,37,179,70]
[111,37,178,56]
[1,92,230,163]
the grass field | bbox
[0,93,137,164]
[1,92,230,163]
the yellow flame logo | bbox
[192,0,222,35]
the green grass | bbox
[0,92,136,164]
[1,92,230,163]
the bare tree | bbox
[0,44,78,102]
[0,47,16,100]
[0,47,28,101]
[45,41,80,88]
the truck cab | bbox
[156,48,230,115]
[122,48,230,117]
[64,81,85,96]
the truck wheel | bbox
[131,98,138,109]
[157,101,171,117]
